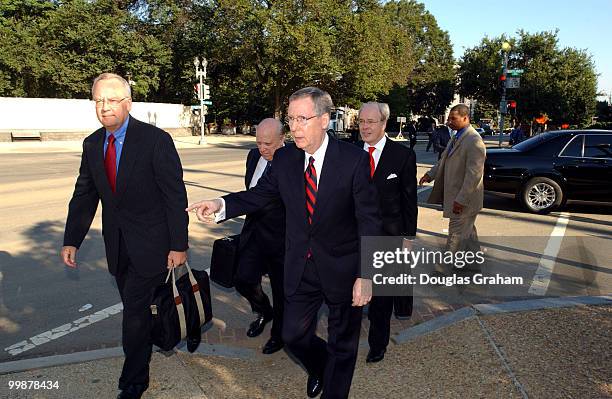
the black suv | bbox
[484,130,612,213]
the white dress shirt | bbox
[362,134,387,170]
[249,156,269,189]
[215,137,329,222]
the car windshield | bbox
[512,132,560,151]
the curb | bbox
[0,343,256,375]
[3,295,609,374]
[392,295,611,344]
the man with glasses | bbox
[188,87,382,399]
[357,102,417,363]
[61,73,189,399]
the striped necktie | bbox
[305,156,317,224]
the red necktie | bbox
[305,156,317,225]
[104,134,117,193]
[368,146,376,178]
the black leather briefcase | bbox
[210,234,241,288]
[150,262,213,352]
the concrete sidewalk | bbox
[1,298,610,399]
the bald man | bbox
[234,118,286,354]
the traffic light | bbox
[499,74,507,91]
[508,100,517,116]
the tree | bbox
[458,31,597,127]
[0,0,171,99]
[380,0,455,119]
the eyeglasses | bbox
[94,97,129,108]
[284,115,319,126]
[358,119,384,126]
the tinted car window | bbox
[584,135,612,159]
[559,135,583,157]
[512,132,556,151]
[522,135,570,157]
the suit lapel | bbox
[448,127,473,157]
[91,129,115,200]
[245,151,259,188]
[311,138,340,229]
[115,117,144,199]
[289,146,308,231]
[373,139,392,183]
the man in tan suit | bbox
[419,104,486,272]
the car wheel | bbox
[521,177,564,214]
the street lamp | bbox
[194,57,208,145]
[499,42,511,147]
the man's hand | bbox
[186,199,222,222]
[452,201,465,215]
[167,250,187,269]
[418,174,432,186]
[61,246,78,268]
[352,278,372,307]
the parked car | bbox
[484,130,612,213]
[475,128,486,138]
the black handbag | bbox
[150,262,213,352]
[210,234,241,288]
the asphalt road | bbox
[0,137,610,363]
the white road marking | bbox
[78,304,93,312]
[528,212,570,296]
[4,303,124,356]
[5,267,212,356]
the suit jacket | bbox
[433,127,451,154]
[223,137,383,301]
[427,126,486,218]
[358,139,417,237]
[63,116,189,277]
[240,148,286,255]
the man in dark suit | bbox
[357,102,418,363]
[188,87,383,399]
[235,118,286,355]
[60,73,188,399]
[433,124,452,160]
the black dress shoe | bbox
[117,383,148,399]
[306,373,323,398]
[187,334,201,353]
[262,337,284,354]
[246,314,272,338]
[366,348,386,363]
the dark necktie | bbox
[305,156,317,225]
[263,161,271,177]
[104,134,117,193]
[368,146,376,178]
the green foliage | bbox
[0,0,455,125]
[457,30,597,127]
[0,0,170,99]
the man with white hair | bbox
[358,102,417,363]
[61,73,189,399]
[235,118,286,355]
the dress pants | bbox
[436,213,481,273]
[114,234,166,390]
[282,258,362,399]
[235,237,284,341]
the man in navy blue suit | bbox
[188,87,382,399]
[61,73,188,399]
[235,118,286,355]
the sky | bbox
[420,0,612,99]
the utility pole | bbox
[194,57,208,145]
[498,42,511,147]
